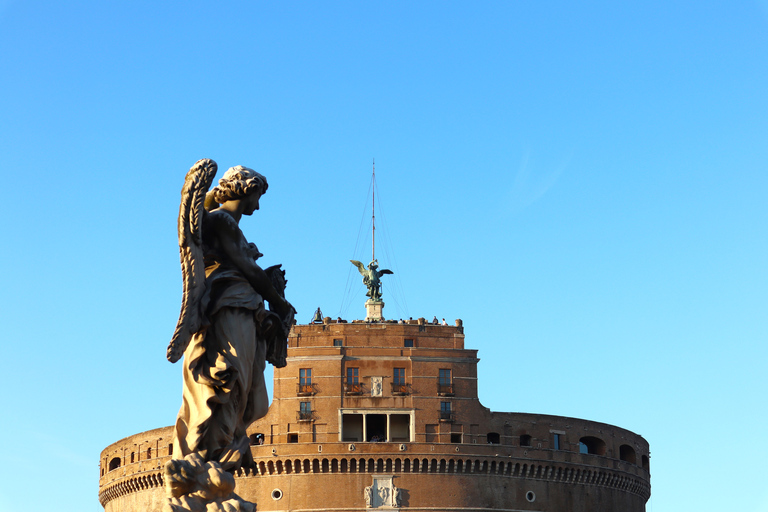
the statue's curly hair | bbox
[210,165,268,204]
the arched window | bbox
[487,432,500,444]
[619,444,636,464]
[147,447,152,459]
[108,457,121,471]
[578,436,606,455]
[130,452,135,463]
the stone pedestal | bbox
[365,300,384,322]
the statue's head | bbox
[210,166,268,204]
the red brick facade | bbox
[99,319,650,511]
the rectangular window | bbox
[553,433,561,450]
[439,369,453,395]
[404,339,414,347]
[345,367,361,395]
[441,401,452,413]
[298,368,313,395]
[392,368,407,394]
[299,401,312,421]
[333,338,343,347]
[287,433,298,443]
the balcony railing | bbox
[297,410,314,422]
[439,410,454,422]
[297,383,316,396]
[438,383,454,396]
[391,382,409,396]
[344,381,363,395]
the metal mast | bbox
[372,158,375,262]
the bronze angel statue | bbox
[350,259,393,302]
[164,159,294,512]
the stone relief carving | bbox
[371,376,383,397]
[378,486,390,506]
[364,485,372,507]
[164,159,295,512]
[365,476,402,508]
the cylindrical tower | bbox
[99,319,650,511]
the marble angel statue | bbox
[164,159,294,512]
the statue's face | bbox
[243,190,262,215]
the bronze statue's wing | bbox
[350,260,367,276]
[167,159,218,363]
[380,269,394,275]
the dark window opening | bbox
[130,452,135,463]
[579,436,606,455]
[520,434,532,447]
[249,433,265,445]
[553,433,561,450]
[108,457,121,471]
[168,444,173,456]
[404,339,414,348]
[333,338,343,347]
[366,414,387,442]
[620,444,637,464]
[487,432,500,444]
[451,433,462,443]
[147,447,152,459]
[287,433,298,443]
[390,414,410,442]
[342,414,363,442]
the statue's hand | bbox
[267,296,292,319]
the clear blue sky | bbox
[1,2,766,511]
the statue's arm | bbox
[215,217,292,317]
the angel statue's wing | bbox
[350,260,367,276]
[379,269,394,276]
[167,158,218,363]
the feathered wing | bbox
[379,269,394,276]
[167,159,218,363]
[350,260,367,276]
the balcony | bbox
[437,383,454,396]
[297,410,314,422]
[439,410,454,422]
[297,383,316,396]
[391,383,409,396]
[344,381,363,396]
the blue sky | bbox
[1,2,767,511]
